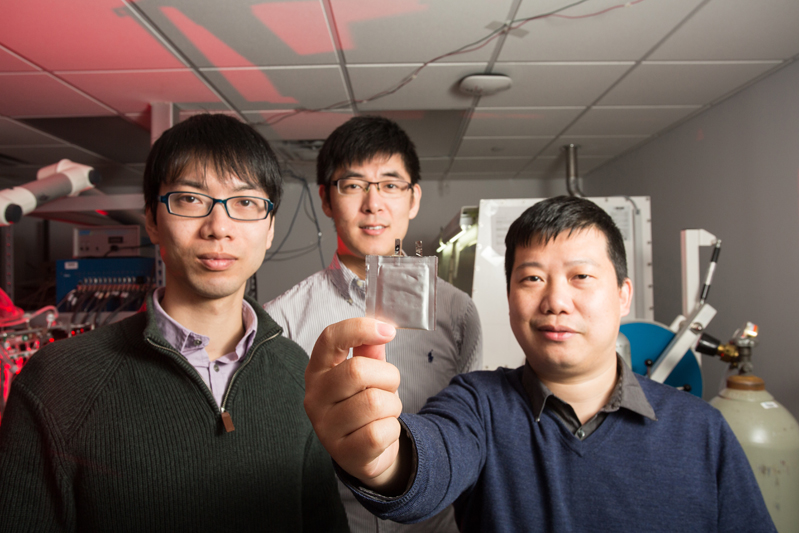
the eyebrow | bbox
[514,259,600,271]
[173,177,259,194]
[339,169,405,180]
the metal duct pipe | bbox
[563,144,584,197]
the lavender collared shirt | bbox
[152,288,257,407]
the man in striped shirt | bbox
[264,116,482,533]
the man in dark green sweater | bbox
[0,114,348,532]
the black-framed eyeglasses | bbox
[333,178,412,198]
[159,191,274,221]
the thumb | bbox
[308,317,396,373]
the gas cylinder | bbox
[710,374,799,532]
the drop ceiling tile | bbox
[600,61,781,105]
[651,0,799,60]
[0,0,183,70]
[20,117,151,164]
[419,158,450,174]
[201,66,348,111]
[249,111,354,141]
[450,157,531,173]
[564,106,699,136]
[59,71,222,115]
[457,137,550,158]
[373,110,466,158]
[540,135,648,157]
[134,0,338,67]
[0,145,109,167]
[483,62,633,106]
[465,107,584,136]
[0,118,65,146]
[501,0,705,61]
[0,46,37,72]
[331,0,514,64]
[349,64,484,111]
[0,73,114,117]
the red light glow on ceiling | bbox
[251,2,333,56]
[252,0,428,54]
[0,0,182,71]
[161,7,297,104]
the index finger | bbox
[308,317,396,375]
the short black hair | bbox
[143,114,282,224]
[316,116,420,198]
[504,196,628,291]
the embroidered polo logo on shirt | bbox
[428,351,434,363]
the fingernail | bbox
[376,322,395,337]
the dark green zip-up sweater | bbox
[0,295,348,532]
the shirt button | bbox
[347,298,353,304]
[576,428,585,439]
[194,338,202,346]
[214,363,219,372]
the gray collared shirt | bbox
[264,253,482,533]
[522,355,657,440]
[152,288,257,407]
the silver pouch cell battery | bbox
[365,254,437,330]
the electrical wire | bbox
[263,183,307,263]
[0,305,58,329]
[262,170,326,269]
[261,0,646,127]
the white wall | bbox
[584,60,799,417]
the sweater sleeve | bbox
[301,429,350,532]
[715,417,777,532]
[343,374,487,524]
[0,380,75,532]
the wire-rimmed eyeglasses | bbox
[159,191,274,221]
[333,178,412,198]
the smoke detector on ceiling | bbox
[458,74,512,96]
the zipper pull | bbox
[221,409,235,433]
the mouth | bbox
[198,253,237,271]
[360,224,387,236]
[537,324,577,341]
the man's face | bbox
[321,153,421,259]
[145,166,275,304]
[508,227,632,381]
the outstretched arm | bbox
[304,317,412,494]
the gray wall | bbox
[584,60,799,417]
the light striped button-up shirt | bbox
[264,254,482,533]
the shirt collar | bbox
[327,253,366,302]
[151,287,258,363]
[522,354,657,423]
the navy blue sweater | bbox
[348,367,775,532]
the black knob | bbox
[4,203,22,224]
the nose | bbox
[201,201,232,239]
[539,278,574,315]
[361,184,384,213]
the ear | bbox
[408,183,422,220]
[264,215,276,250]
[144,207,160,245]
[619,278,633,318]
[319,184,333,218]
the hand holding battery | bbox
[305,317,410,492]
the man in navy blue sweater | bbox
[305,196,775,532]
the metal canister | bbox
[710,375,799,532]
